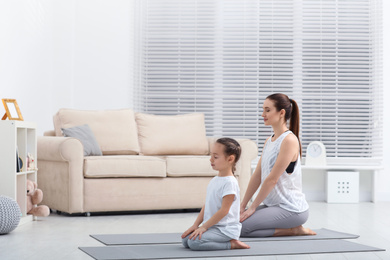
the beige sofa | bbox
[37,109,258,214]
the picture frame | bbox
[1,99,23,121]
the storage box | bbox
[326,171,359,203]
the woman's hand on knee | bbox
[240,205,246,215]
[189,226,207,240]
[240,206,255,222]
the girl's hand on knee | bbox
[189,226,207,240]
[181,225,197,239]
[240,206,255,222]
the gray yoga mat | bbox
[79,239,384,260]
[91,228,358,246]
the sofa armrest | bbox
[38,136,84,162]
[206,137,216,154]
[37,136,84,213]
[44,130,55,136]
[236,139,258,198]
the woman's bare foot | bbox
[230,239,250,249]
[291,225,317,236]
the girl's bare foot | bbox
[291,225,317,236]
[230,239,250,249]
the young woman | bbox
[240,93,316,237]
[181,138,250,250]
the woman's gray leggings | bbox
[240,205,309,237]
[182,227,232,251]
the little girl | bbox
[181,137,250,251]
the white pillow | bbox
[135,113,209,155]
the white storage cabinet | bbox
[0,121,37,224]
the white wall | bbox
[0,1,389,201]
[0,0,134,134]
[0,0,53,134]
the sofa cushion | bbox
[54,109,140,155]
[61,124,103,156]
[166,156,219,177]
[83,156,166,178]
[135,113,209,155]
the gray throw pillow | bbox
[61,124,103,156]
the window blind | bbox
[300,0,382,162]
[133,0,382,162]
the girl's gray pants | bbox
[182,227,232,251]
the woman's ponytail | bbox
[289,98,301,156]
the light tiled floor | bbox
[1,202,389,260]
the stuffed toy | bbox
[27,153,38,171]
[26,180,50,217]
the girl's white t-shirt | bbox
[203,175,241,240]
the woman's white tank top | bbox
[261,130,309,213]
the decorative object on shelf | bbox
[1,99,23,121]
[0,195,21,234]
[305,141,327,166]
[16,147,24,172]
[26,180,50,217]
[27,153,37,171]
[17,156,24,172]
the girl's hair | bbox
[266,93,302,156]
[216,137,241,173]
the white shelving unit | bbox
[0,121,37,225]
[301,165,383,202]
[250,162,383,203]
